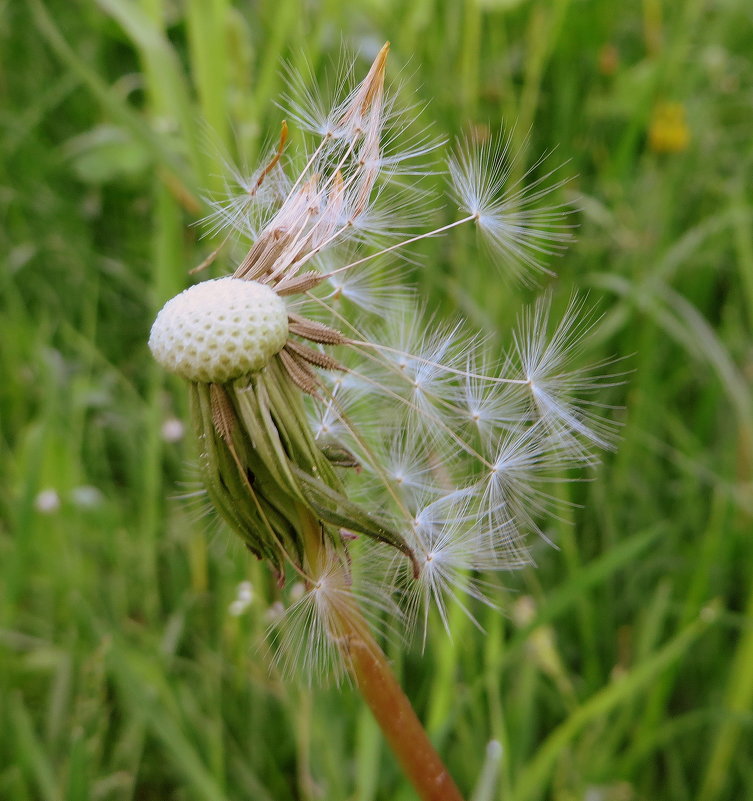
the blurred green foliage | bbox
[2,1,752,799]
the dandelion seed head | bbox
[148,42,622,674]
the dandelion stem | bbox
[297,506,466,801]
[345,621,466,801]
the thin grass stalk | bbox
[355,703,382,801]
[553,482,602,687]
[459,0,481,119]
[482,610,513,797]
[136,0,195,619]
[248,0,301,156]
[186,0,230,167]
[427,573,472,739]
[698,581,753,801]
[513,0,570,175]
[512,605,715,801]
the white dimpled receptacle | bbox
[148,278,289,383]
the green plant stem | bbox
[298,508,465,801]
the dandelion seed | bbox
[512,293,623,450]
[448,132,575,284]
[316,252,416,314]
[199,128,292,241]
[460,350,528,437]
[479,421,576,539]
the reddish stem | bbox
[298,506,465,801]
[344,620,466,801]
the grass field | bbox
[2,1,752,799]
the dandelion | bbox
[648,100,691,154]
[148,42,619,801]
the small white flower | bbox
[228,600,246,617]
[161,417,185,442]
[228,580,254,616]
[71,485,104,509]
[35,488,61,514]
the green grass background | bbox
[2,1,752,799]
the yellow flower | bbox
[648,101,690,154]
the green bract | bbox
[190,361,415,579]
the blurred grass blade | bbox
[471,740,503,801]
[95,0,205,180]
[699,584,753,801]
[29,0,201,204]
[109,643,236,801]
[513,603,719,801]
[501,525,664,666]
[9,693,59,801]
